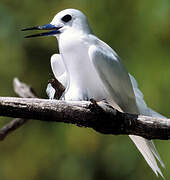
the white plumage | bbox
[46,9,165,177]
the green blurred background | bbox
[0,0,170,179]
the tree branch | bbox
[0,96,169,140]
[0,118,29,140]
[0,75,67,141]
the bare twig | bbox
[0,78,37,141]
[13,78,37,98]
[0,97,169,140]
[0,118,28,141]
[48,74,65,99]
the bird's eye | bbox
[61,14,72,23]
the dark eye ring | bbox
[61,14,72,23]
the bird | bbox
[22,8,166,177]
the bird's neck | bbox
[58,32,90,83]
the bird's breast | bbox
[58,33,107,101]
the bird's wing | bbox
[129,73,166,119]
[50,54,67,87]
[51,54,65,78]
[88,42,164,177]
[88,43,138,113]
[46,54,67,100]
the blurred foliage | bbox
[0,0,170,179]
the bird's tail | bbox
[129,135,165,177]
[129,74,165,177]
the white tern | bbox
[23,8,166,177]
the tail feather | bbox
[146,108,166,169]
[147,140,165,169]
[129,135,164,178]
[129,73,165,177]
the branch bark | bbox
[0,96,169,140]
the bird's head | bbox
[22,9,92,38]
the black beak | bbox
[22,24,61,38]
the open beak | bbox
[22,24,61,38]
